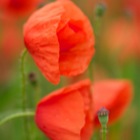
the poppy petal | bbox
[57,0,95,76]
[92,80,133,126]
[24,3,65,84]
[35,79,93,140]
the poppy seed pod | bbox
[35,79,93,140]
[24,0,95,84]
[97,107,109,127]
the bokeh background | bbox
[0,0,140,140]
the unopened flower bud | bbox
[124,9,133,21]
[95,3,106,17]
[28,72,37,86]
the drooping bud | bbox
[28,72,37,86]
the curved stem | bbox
[0,111,35,126]
[20,49,31,140]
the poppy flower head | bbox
[0,15,22,61]
[103,19,140,61]
[123,0,140,23]
[1,21,22,60]
[35,79,93,140]
[92,80,133,126]
[1,0,41,17]
[24,0,95,84]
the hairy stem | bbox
[101,125,107,140]
[20,49,27,111]
[20,49,31,140]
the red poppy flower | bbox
[0,16,22,83]
[103,19,140,62]
[1,18,22,60]
[35,79,93,140]
[24,0,95,84]
[123,0,140,23]
[92,80,133,126]
[0,0,41,17]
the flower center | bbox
[57,20,85,52]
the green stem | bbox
[20,49,27,111]
[0,111,35,126]
[34,85,41,104]
[20,49,31,140]
[101,125,107,140]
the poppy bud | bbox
[95,3,106,17]
[28,72,37,86]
